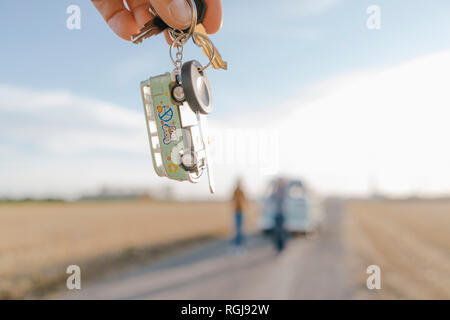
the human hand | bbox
[91,0,222,42]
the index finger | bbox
[203,0,222,34]
[92,0,153,41]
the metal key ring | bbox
[168,0,197,45]
[169,32,216,71]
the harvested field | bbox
[345,200,450,299]
[0,200,257,298]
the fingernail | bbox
[168,0,191,28]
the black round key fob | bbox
[181,60,213,115]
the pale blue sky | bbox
[1,0,450,198]
[1,1,449,114]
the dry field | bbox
[1,198,448,300]
[0,200,257,299]
[345,199,450,299]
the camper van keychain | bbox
[134,0,227,194]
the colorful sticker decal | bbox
[162,124,178,145]
[168,163,179,173]
[157,105,173,122]
[148,73,188,181]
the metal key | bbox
[193,24,228,70]
[131,20,162,44]
[131,0,207,44]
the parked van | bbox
[259,179,322,234]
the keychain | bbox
[137,0,226,194]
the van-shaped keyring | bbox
[140,60,215,193]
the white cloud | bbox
[0,87,153,199]
[263,50,450,196]
[208,50,450,197]
[2,49,450,199]
[0,86,145,154]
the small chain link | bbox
[175,43,184,71]
[170,32,189,71]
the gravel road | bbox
[60,201,356,299]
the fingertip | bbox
[92,0,139,41]
[164,30,173,45]
[150,0,191,30]
[203,0,222,34]
[107,11,139,41]
[127,1,154,26]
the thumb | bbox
[150,0,192,30]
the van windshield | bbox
[265,181,306,199]
[289,184,305,199]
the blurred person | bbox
[272,178,287,252]
[91,0,222,42]
[231,178,247,251]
